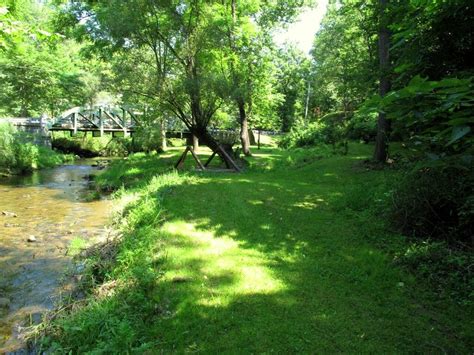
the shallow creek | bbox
[0,162,111,353]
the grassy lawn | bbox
[43,143,473,353]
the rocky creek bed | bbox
[0,161,111,353]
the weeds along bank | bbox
[0,123,72,175]
[34,144,473,353]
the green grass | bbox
[41,144,473,353]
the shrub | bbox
[104,137,131,157]
[319,111,352,125]
[13,142,39,172]
[347,111,377,143]
[0,123,66,173]
[0,123,39,173]
[394,241,474,305]
[130,126,163,153]
[0,123,17,168]
[278,121,347,154]
[361,75,474,155]
[52,125,165,157]
[390,161,473,245]
[52,137,97,157]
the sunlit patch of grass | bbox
[161,220,286,304]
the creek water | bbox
[0,162,111,353]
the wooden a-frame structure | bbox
[174,143,241,172]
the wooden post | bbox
[204,151,217,167]
[217,144,241,172]
[175,146,190,169]
[73,113,77,135]
[121,109,128,137]
[122,108,128,137]
[99,108,104,137]
[189,147,205,170]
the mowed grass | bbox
[43,143,473,353]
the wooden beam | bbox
[99,108,104,137]
[103,110,124,129]
[216,144,241,172]
[204,151,217,167]
[189,147,205,170]
[175,146,190,169]
[78,112,99,128]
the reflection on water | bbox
[0,162,111,353]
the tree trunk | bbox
[238,99,251,156]
[190,98,199,151]
[229,0,251,156]
[161,118,167,150]
[188,125,240,171]
[248,128,256,145]
[374,0,391,162]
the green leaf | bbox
[426,152,440,160]
[447,125,471,146]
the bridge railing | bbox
[51,106,142,135]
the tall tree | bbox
[274,45,309,131]
[310,1,378,117]
[221,0,311,154]
[225,0,252,155]
[0,1,103,117]
[373,0,391,162]
[63,1,228,151]
[59,0,309,165]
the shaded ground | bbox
[42,144,473,353]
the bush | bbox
[390,161,473,245]
[0,123,67,174]
[278,121,347,154]
[395,241,474,305]
[319,111,352,125]
[104,137,131,157]
[0,123,17,169]
[347,111,377,143]
[52,137,97,157]
[130,126,164,153]
[52,125,165,158]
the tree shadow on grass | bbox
[152,168,471,352]
[43,157,473,353]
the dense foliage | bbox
[299,0,474,248]
[0,1,108,117]
[0,124,69,174]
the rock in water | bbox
[2,211,17,217]
[27,235,37,243]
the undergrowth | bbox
[0,123,72,174]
